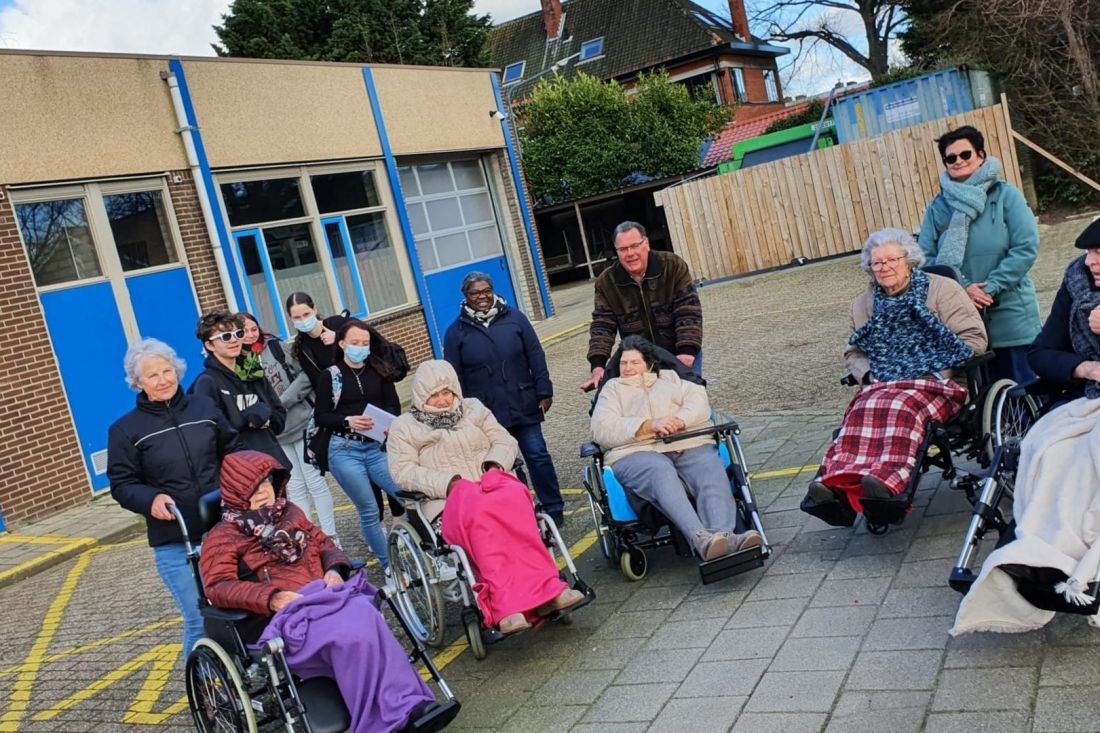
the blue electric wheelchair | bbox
[172,494,460,733]
[581,346,771,584]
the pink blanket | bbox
[440,470,566,628]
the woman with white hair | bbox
[802,228,988,527]
[107,338,242,654]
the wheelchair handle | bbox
[167,502,195,555]
[660,420,739,444]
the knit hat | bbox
[1075,217,1100,249]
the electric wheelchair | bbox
[172,495,460,733]
[385,462,595,661]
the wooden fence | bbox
[654,98,1023,282]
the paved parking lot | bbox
[0,214,1094,731]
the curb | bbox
[539,320,590,348]
[0,518,145,591]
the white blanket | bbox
[952,396,1100,635]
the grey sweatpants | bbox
[612,445,739,554]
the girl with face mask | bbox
[285,292,340,390]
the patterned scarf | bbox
[934,156,1003,280]
[462,295,505,327]
[1065,255,1100,398]
[411,400,466,430]
[220,496,310,564]
[850,268,975,383]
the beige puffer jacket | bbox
[387,360,518,520]
[590,369,713,466]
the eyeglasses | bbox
[870,256,906,271]
[942,150,974,165]
[208,329,245,343]
[467,287,494,298]
[615,239,647,255]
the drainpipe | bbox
[161,70,239,311]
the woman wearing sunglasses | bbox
[918,125,1042,383]
[188,310,289,467]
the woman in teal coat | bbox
[918,125,1042,384]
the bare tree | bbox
[752,0,906,80]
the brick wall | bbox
[493,145,554,320]
[0,187,90,528]
[167,169,229,313]
[367,305,434,367]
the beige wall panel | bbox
[373,67,504,155]
[184,60,381,167]
[0,55,187,184]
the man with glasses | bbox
[582,221,704,391]
[189,311,289,467]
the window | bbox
[676,72,720,105]
[763,69,779,103]
[220,178,305,227]
[104,191,178,271]
[261,222,335,317]
[730,68,747,103]
[502,61,525,85]
[579,37,604,62]
[16,198,102,287]
[311,171,380,214]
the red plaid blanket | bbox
[821,378,968,511]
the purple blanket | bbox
[259,573,435,733]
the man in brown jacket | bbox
[581,221,704,390]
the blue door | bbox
[424,257,517,337]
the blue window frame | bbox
[579,37,604,61]
[502,61,525,85]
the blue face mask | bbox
[344,345,371,364]
[293,315,318,333]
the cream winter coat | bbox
[387,360,518,520]
[591,369,713,466]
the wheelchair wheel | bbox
[619,547,647,581]
[185,640,258,733]
[388,520,446,648]
[462,607,487,660]
[982,379,1038,461]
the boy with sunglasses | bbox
[189,311,290,467]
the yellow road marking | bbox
[538,321,590,346]
[0,620,182,679]
[0,539,96,588]
[0,551,92,730]
[0,535,90,545]
[749,465,819,480]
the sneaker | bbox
[534,588,585,617]
[701,533,731,561]
[861,475,894,500]
[499,613,532,635]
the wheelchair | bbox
[171,495,460,733]
[384,464,595,661]
[583,418,772,584]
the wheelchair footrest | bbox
[860,495,911,528]
[402,699,461,733]
[948,567,977,595]
[543,580,597,623]
[699,545,765,585]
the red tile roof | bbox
[702,102,813,168]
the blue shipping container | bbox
[833,68,980,144]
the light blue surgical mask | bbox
[293,315,318,333]
[344,345,371,364]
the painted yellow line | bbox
[0,551,92,730]
[538,320,590,346]
[0,538,96,589]
[0,619,182,679]
[0,534,90,545]
[749,465,819,480]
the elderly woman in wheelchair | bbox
[194,450,456,733]
[386,360,591,651]
[590,335,763,565]
[801,228,988,530]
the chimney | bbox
[728,0,752,42]
[541,0,563,41]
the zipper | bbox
[634,280,658,344]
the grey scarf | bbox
[410,401,465,430]
[935,156,1004,280]
[462,295,505,327]
[1065,255,1100,398]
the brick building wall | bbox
[167,169,229,313]
[0,187,90,528]
[368,305,434,368]
[493,145,554,320]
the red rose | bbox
[250,342,263,354]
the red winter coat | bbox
[199,451,349,617]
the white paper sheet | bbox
[359,404,397,442]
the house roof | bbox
[700,102,813,168]
[488,0,786,98]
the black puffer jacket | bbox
[107,389,242,546]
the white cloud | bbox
[471,0,539,23]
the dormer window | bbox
[579,37,604,62]
[503,61,525,85]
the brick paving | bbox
[0,213,1095,731]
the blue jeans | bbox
[508,423,564,516]
[153,542,203,656]
[690,350,703,378]
[328,436,402,568]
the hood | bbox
[219,450,290,511]
[411,360,464,411]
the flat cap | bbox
[1076,217,1100,249]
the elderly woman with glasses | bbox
[801,228,988,527]
[918,125,1041,384]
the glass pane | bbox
[451,160,485,191]
[104,191,178,272]
[220,178,304,227]
[468,225,503,260]
[415,238,438,272]
[236,233,279,333]
[347,212,408,312]
[15,198,102,287]
[406,202,428,237]
[416,163,454,196]
[323,221,365,316]
[261,223,334,316]
[434,232,470,269]
[310,171,381,214]
[459,193,494,226]
[398,166,420,198]
[425,198,463,231]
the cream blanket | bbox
[952,396,1100,635]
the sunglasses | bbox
[208,329,245,343]
[942,150,975,165]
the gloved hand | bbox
[241,402,272,429]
